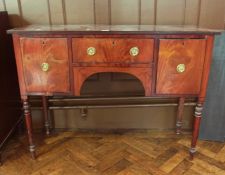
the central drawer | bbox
[72,38,154,64]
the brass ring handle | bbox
[176,64,185,73]
[130,47,139,57]
[87,47,96,56]
[41,62,49,72]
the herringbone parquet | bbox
[0,131,224,175]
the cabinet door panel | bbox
[156,39,206,95]
[20,38,70,93]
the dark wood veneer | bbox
[156,39,206,94]
[20,37,70,94]
[8,25,220,160]
[72,38,154,64]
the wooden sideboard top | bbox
[7,25,222,35]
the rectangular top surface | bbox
[7,24,222,35]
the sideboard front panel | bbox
[20,38,70,94]
[156,39,206,95]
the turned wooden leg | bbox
[23,98,36,159]
[42,96,50,135]
[190,103,203,159]
[176,97,185,134]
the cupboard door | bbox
[20,38,70,94]
[156,39,206,95]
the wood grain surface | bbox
[156,39,206,95]
[72,38,154,64]
[20,37,70,94]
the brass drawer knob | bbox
[41,62,49,72]
[87,47,96,56]
[176,64,185,73]
[130,47,139,56]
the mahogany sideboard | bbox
[0,11,21,165]
[8,25,220,159]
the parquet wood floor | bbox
[0,131,224,175]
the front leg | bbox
[190,103,203,159]
[23,98,36,159]
[176,97,185,134]
[189,35,214,159]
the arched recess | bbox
[73,67,152,96]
